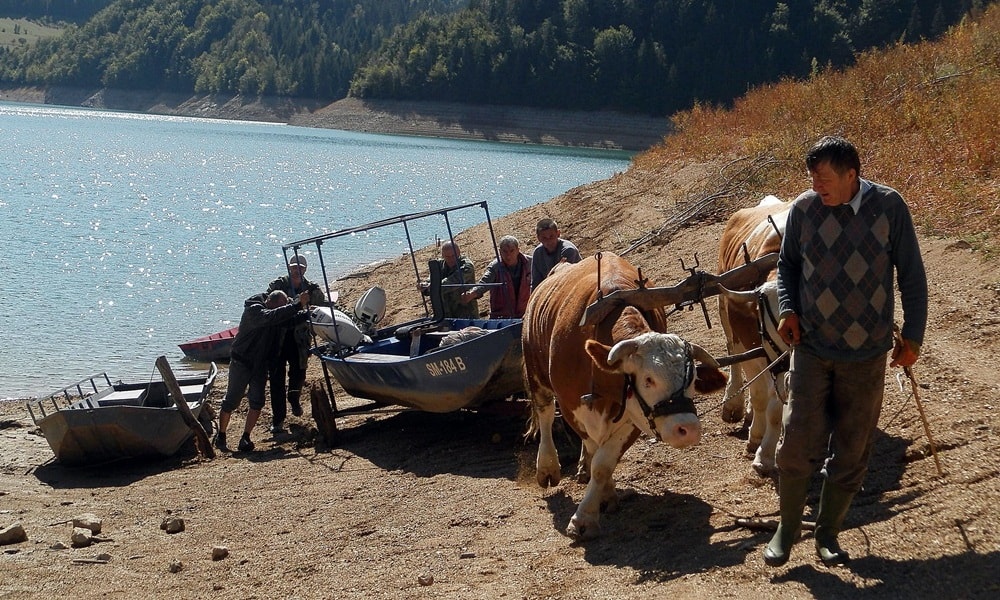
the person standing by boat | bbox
[459,235,531,318]
[530,218,582,290]
[266,255,325,434]
[216,290,310,453]
[418,241,479,319]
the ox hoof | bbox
[752,451,777,478]
[536,471,561,488]
[566,516,601,541]
[721,403,745,424]
[752,461,777,478]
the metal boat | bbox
[178,326,238,362]
[26,363,218,465]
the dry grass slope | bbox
[638,4,999,253]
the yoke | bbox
[579,252,778,327]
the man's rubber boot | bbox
[289,388,303,417]
[763,476,811,567]
[814,481,855,566]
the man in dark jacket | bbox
[215,290,309,453]
[266,254,325,434]
[418,241,479,319]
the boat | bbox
[178,326,238,362]
[284,201,524,414]
[26,363,218,465]
[323,316,523,412]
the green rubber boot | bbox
[763,476,811,567]
[814,481,855,566]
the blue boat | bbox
[284,202,524,414]
[323,316,523,412]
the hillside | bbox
[0,1,988,116]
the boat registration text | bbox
[425,356,467,377]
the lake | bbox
[0,102,631,399]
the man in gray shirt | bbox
[530,218,581,290]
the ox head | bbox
[584,314,727,448]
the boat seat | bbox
[142,383,205,408]
[99,389,147,407]
[394,319,444,341]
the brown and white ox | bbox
[717,195,792,476]
[522,253,728,540]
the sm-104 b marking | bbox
[426,356,468,377]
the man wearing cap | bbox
[265,254,325,434]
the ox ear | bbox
[690,343,728,394]
[694,364,728,394]
[584,339,614,372]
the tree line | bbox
[0,0,992,116]
[0,0,464,99]
[0,0,111,23]
[350,0,990,115]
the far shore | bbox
[0,85,671,152]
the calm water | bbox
[0,102,631,400]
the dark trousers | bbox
[269,337,305,425]
[776,344,886,492]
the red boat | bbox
[178,326,238,362]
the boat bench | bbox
[98,383,205,408]
[99,389,147,407]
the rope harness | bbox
[757,289,790,375]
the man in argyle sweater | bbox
[765,136,928,567]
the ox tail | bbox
[523,391,555,442]
[524,412,539,442]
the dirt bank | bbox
[0,86,670,151]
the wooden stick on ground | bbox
[735,518,816,532]
[310,383,338,447]
[155,355,215,460]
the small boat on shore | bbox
[26,363,218,465]
[325,316,523,412]
[284,201,524,415]
[178,326,238,362]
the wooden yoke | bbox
[579,252,778,327]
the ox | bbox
[717,195,792,476]
[522,253,728,540]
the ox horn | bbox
[717,284,758,304]
[607,338,640,367]
[689,343,721,368]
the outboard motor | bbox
[310,306,368,349]
[354,286,387,336]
